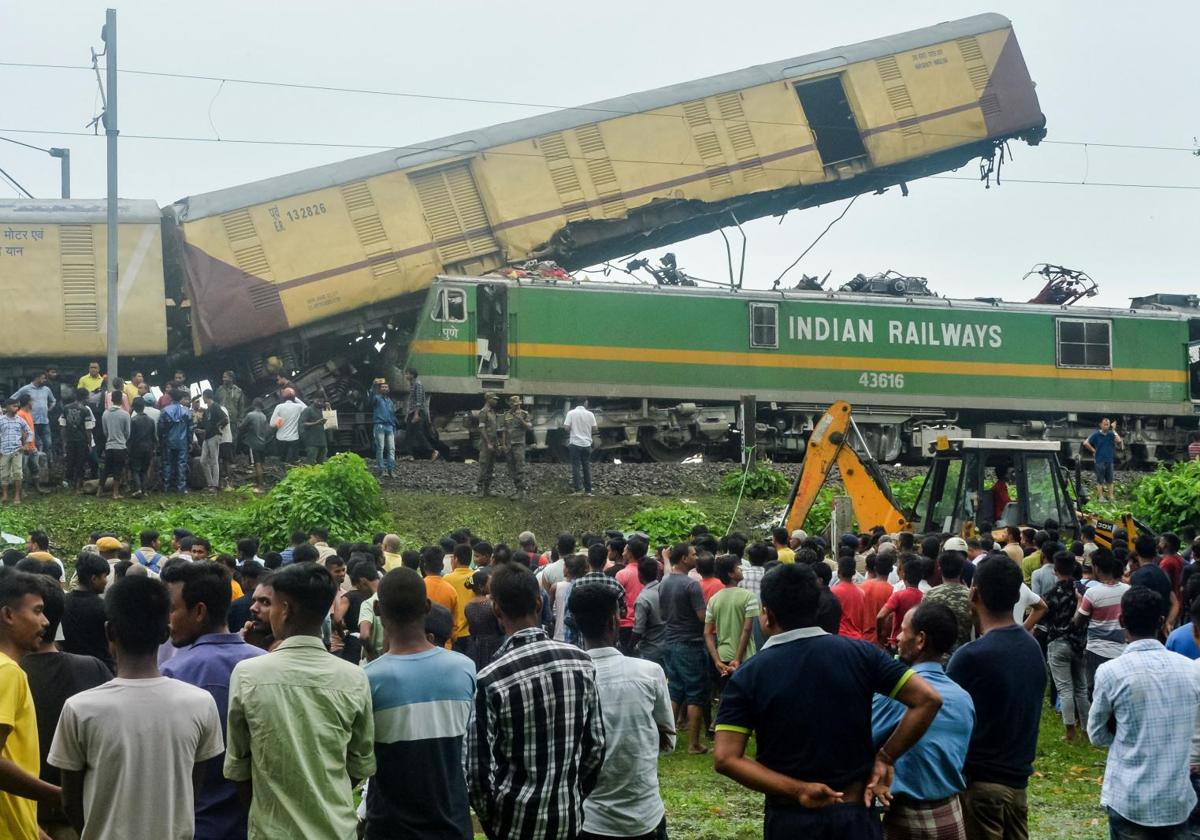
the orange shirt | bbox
[860,579,895,644]
[15,409,36,451]
[699,577,724,604]
[424,575,459,648]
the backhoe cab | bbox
[782,402,1081,539]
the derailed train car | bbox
[406,276,1200,464]
[166,12,1045,376]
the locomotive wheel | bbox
[639,430,702,463]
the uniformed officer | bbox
[503,395,533,499]
[476,392,501,496]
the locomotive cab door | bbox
[475,283,510,379]
[1188,323,1200,404]
[794,76,868,168]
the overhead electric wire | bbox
[0,134,52,153]
[0,60,1196,155]
[771,193,860,287]
[0,164,34,198]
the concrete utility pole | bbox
[102,9,119,383]
[48,148,70,198]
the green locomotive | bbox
[406,276,1200,464]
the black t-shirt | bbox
[20,651,111,821]
[128,412,156,451]
[228,593,254,633]
[659,572,706,644]
[947,624,1047,788]
[1130,563,1172,617]
[60,591,115,671]
[716,630,909,791]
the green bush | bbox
[245,453,389,550]
[625,503,705,546]
[719,462,791,500]
[802,487,835,536]
[889,474,926,512]
[1130,459,1200,533]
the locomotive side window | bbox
[749,303,778,348]
[432,288,466,322]
[1056,318,1111,369]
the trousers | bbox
[162,445,188,491]
[568,443,592,492]
[478,445,497,493]
[1047,639,1089,727]
[201,436,221,488]
[1107,808,1190,839]
[961,780,1028,840]
[374,424,395,472]
[506,443,526,493]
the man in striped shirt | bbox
[1072,548,1129,697]
[467,563,606,840]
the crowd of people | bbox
[0,364,454,503]
[0,516,1199,839]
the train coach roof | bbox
[170,13,1012,222]
[0,198,162,224]
[431,274,1197,321]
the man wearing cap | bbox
[476,393,501,497]
[369,379,397,477]
[269,389,306,464]
[502,396,532,499]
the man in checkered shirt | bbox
[1088,585,1200,836]
[467,562,606,840]
[0,398,32,505]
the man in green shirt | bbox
[300,395,329,464]
[704,555,759,677]
[225,562,375,840]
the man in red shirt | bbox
[860,554,897,646]
[877,559,924,651]
[991,466,1012,525]
[830,556,868,639]
[1159,533,1185,607]
[614,537,648,653]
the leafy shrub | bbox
[245,453,388,550]
[1130,459,1200,533]
[889,474,926,512]
[625,503,704,546]
[719,462,791,500]
[802,487,835,536]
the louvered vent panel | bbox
[411,163,500,265]
[681,100,733,188]
[352,215,389,248]
[716,92,763,180]
[341,182,375,213]
[979,93,1002,119]
[233,245,270,278]
[538,132,589,222]
[876,57,903,83]
[572,125,627,218]
[59,225,97,331]
[967,65,990,93]
[221,210,257,242]
[957,37,984,64]
[247,283,283,312]
[683,101,711,127]
[339,181,404,280]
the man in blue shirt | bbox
[10,370,56,457]
[158,390,194,493]
[1166,588,1200,660]
[873,601,975,838]
[1083,418,1122,503]
[160,561,265,840]
[369,379,397,478]
[363,567,476,838]
[714,563,942,840]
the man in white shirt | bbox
[269,388,306,463]
[570,582,675,839]
[563,398,598,496]
[48,575,224,840]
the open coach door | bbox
[475,283,510,380]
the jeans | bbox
[1047,639,1089,726]
[1087,650,1115,700]
[34,422,51,456]
[129,447,152,494]
[374,424,395,472]
[200,436,221,488]
[764,802,879,840]
[961,780,1028,840]
[1107,808,1189,839]
[162,445,188,492]
[568,443,592,492]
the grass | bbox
[653,701,1107,839]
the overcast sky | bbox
[3,1,1197,306]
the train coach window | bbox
[1056,318,1111,369]
[749,303,778,348]
[432,288,466,322]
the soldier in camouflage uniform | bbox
[476,392,501,496]
[503,395,533,499]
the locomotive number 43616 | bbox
[858,372,905,389]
